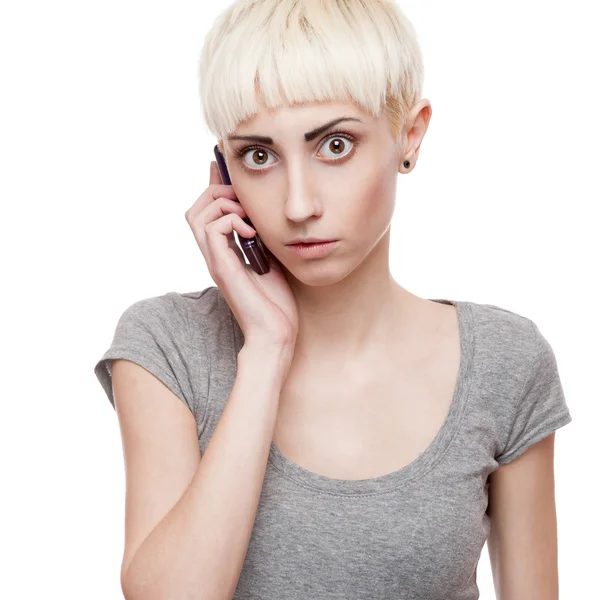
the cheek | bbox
[232,186,270,228]
[340,160,397,231]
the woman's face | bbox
[222,99,407,285]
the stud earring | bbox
[403,160,411,168]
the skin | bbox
[221,94,437,367]
[221,95,562,598]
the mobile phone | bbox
[213,145,270,275]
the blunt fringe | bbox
[198,0,424,150]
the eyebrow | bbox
[226,116,363,145]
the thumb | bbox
[209,161,222,185]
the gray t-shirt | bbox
[94,286,572,600]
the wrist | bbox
[238,341,294,379]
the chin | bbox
[280,256,359,287]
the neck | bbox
[282,228,421,365]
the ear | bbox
[398,99,432,173]
[399,146,421,173]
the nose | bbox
[283,160,324,222]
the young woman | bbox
[94,1,573,598]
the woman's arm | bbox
[487,433,560,599]
[120,343,289,600]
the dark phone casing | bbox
[213,145,270,275]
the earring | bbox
[403,160,411,168]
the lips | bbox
[290,241,331,246]
[285,239,340,258]
[286,239,337,245]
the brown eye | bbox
[239,147,275,169]
[250,149,268,165]
[319,135,355,160]
[328,139,345,154]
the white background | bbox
[1,1,597,597]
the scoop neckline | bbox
[266,299,475,495]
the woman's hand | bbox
[185,161,299,356]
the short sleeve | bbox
[495,321,573,465]
[93,294,196,414]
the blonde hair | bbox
[198,0,424,153]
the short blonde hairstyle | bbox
[198,0,424,153]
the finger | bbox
[185,184,238,222]
[206,214,256,276]
[209,160,222,186]
[187,197,247,255]
[194,198,247,239]
[206,213,256,259]
[193,202,253,267]
[204,201,248,264]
